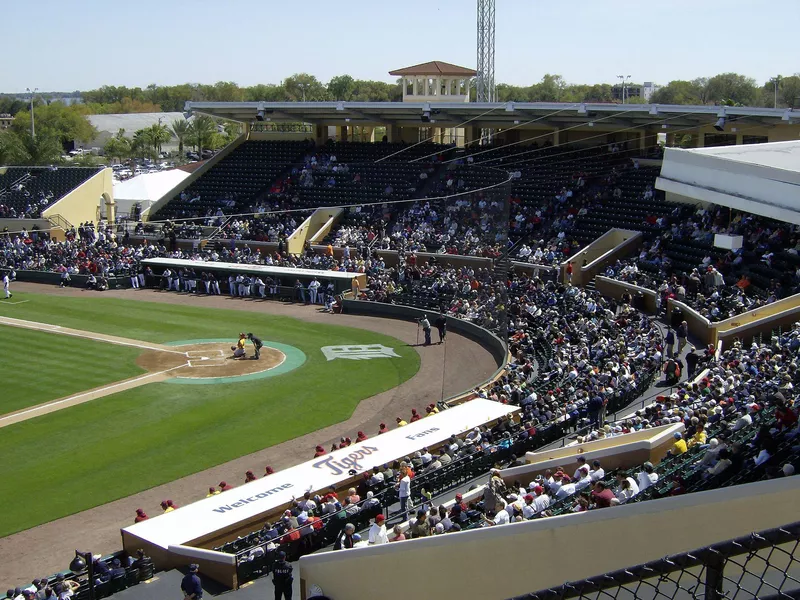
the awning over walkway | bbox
[656,140,800,225]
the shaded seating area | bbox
[0,166,102,218]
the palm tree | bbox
[171,119,189,156]
[147,123,172,159]
[188,115,216,158]
[131,130,152,160]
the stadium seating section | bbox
[0,166,102,218]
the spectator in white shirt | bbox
[636,462,659,491]
[590,460,605,482]
[368,514,389,545]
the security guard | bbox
[272,550,293,600]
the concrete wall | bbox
[667,293,800,347]
[507,423,683,489]
[42,168,114,229]
[0,218,52,236]
[299,476,800,600]
[561,229,640,286]
[718,305,800,347]
[667,298,713,346]
[289,207,342,252]
[594,276,658,314]
[713,292,800,339]
[341,300,507,388]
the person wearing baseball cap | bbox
[180,564,202,599]
[368,513,389,545]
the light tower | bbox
[476,0,496,103]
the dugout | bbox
[120,399,519,589]
[141,257,365,296]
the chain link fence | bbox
[511,521,800,600]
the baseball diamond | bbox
[0,283,498,585]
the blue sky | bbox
[2,0,798,92]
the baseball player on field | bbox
[231,332,247,359]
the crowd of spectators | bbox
[603,205,800,321]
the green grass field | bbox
[0,292,419,537]
[0,327,145,414]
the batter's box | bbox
[186,349,225,358]
[187,358,227,368]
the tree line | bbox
[1,71,798,167]
[1,71,798,118]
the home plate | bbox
[188,358,227,368]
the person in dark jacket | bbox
[247,333,263,360]
[434,314,447,343]
[271,551,293,600]
[180,564,202,599]
[685,346,700,380]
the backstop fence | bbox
[512,521,800,600]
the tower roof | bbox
[389,61,477,77]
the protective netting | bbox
[513,522,800,600]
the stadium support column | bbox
[386,125,401,143]
[465,126,481,146]
[553,128,560,146]
[315,125,326,146]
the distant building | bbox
[389,61,477,103]
[612,84,641,102]
[611,82,661,103]
[82,112,191,153]
[0,113,13,129]
[642,82,661,102]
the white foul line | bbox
[0,316,187,355]
[0,365,186,425]
[1,300,29,305]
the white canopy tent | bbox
[656,140,800,225]
[113,170,190,219]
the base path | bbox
[0,315,187,355]
[0,320,294,427]
[0,283,501,585]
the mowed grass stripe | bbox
[0,325,145,415]
[0,292,419,537]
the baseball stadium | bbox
[3,3,800,600]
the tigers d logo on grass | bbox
[321,344,401,361]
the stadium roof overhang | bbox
[184,100,799,130]
[657,140,800,225]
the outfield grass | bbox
[0,327,145,414]
[0,292,419,537]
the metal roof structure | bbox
[657,140,800,225]
[184,100,799,130]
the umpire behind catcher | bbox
[247,333,263,360]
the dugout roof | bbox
[184,100,798,130]
[121,399,519,550]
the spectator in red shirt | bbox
[590,482,615,508]
[245,470,257,483]
[219,481,233,492]
[314,445,326,458]
[134,509,148,523]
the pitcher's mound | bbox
[137,342,285,379]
